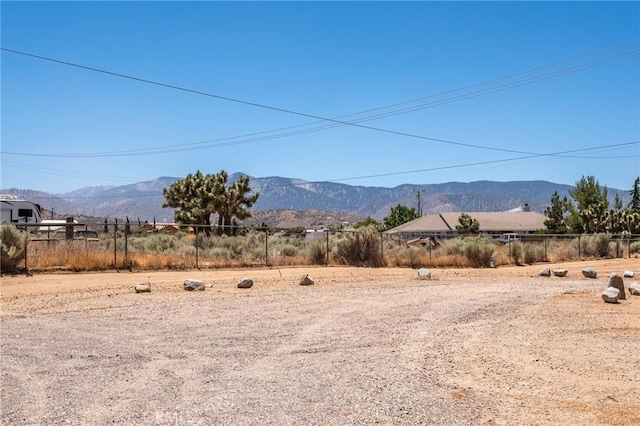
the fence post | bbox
[325,230,330,265]
[578,235,581,260]
[265,229,269,267]
[195,228,199,270]
[24,231,29,272]
[380,231,384,265]
[113,225,117,270]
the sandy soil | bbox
[1,258,639,425]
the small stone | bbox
[237,278,254,289]
[299,274,315,286]
[607,273,626,300]
[623,270,634,278]
[602,287,620,303]
[183,278,204,291]
[553,269,568,277]
[582,267,597,279]
[418,268,432,280]
[134,281,151,293]
[629,282,640,296]
[538,268,551,277]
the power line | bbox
[1,41,638,158]
[9,141,638,199]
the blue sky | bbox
[1,1,639,194]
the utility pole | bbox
[416,189,424,216]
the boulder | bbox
[623,270,634,278]
[538,268,551,277]
[183,278,205,291]
[237,277,254,289]
[582,267,597,279]
[607,273,626,300]
[135,281,151,293]
[629,282,640,296]
[299,274,315,286]
[602,287,620,303]
[417,268,432,280]
[553,269,568,277]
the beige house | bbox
[385,211,547,240]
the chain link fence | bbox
[3,221,639,273]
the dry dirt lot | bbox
[1,259,639,425]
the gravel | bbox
[2,259,639,425]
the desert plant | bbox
[460,237,495,267]
[1,224,26,272]
[581,234,611,258]
[306,240,326,265]
[523,243,546,264]
[333,229,383,267]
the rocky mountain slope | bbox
[2,174,630,225]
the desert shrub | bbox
[631,240,640,254]
[523,243,546,264]
[581,234,611,258]
[549,239,579,262]
[1,224,26,272]
[306,240,326,265]
[460,237,495,267]
[333,229,383,267]
[277,244,299,257]
[139,233,180,252]
[507,242,523,265]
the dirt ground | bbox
[1,258,639,425]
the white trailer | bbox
[0,194,43,224]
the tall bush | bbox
[333,229,383,267]
[1,224,26,272]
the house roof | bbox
[385,211,547,234]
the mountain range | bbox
[1,174,631,226]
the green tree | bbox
[569,175,609,233]
[162,170,259,236]
[354,216,381,230]
[455,212,480,235]
[543,191,570,234]
[215,173,260,236]
[629,177,640,213]
[383,204,419,231]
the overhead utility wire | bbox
[1,43,637,159]
[2,39,638,158]
[8,141,638,200]
[2,49,635,159]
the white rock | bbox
[629,282,640,296]
[602,287,620,303]
[417,268,432,280]
[623,270,634,278]
[607,273,626,300]
[582,267,597,279]
[135,282,151,293]
[299,274,315,286]
[553,269,568,277]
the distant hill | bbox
[1,175,631,227]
